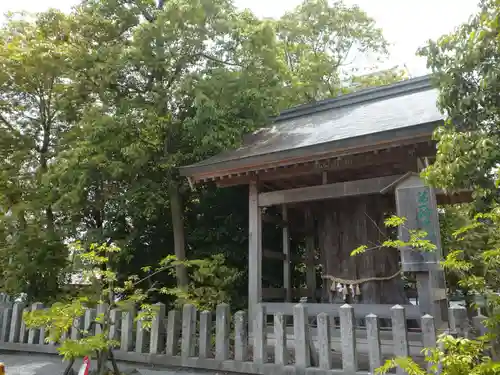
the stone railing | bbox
[0,302,483,375]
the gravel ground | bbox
[0,352,220,375]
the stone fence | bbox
[0,301,485,375]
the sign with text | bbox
[394,175,442,272]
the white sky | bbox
[0,0,479,76]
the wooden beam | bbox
[258,175,402,207]
[248,181,262,325]
[282,205,292,302]
[262,288,324,300]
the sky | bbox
[0,0,479,77]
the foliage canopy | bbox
[0,0,402,303]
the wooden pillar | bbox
[393,174,448,328]
[305,208,316,301]
[249,181,262,326]
[282,205,292,302]
[320,171,331,302]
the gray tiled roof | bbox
[180,75,444,178]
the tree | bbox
[274,0,405,104]
[441,210,500,358]
[46,0,285,291]
[25,242,174,375]
[417,0,500,339]
[343,1,500,370]
[352,212,500,359]
[24,243,241,375]
[377,334,500,375]
[418,0,500,201]
[0,10,77,302]
[0,0,407,307]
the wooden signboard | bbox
[393,174,448,324]
[394,174,442,272]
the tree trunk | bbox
[317,195,408,305]
[40,151,55,233]
[169,180,189,288]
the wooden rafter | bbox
[201,141,435,187]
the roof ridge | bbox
[275,75,432,122]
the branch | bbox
[364,212,388,239]
[0,113,22,138]
[330,40,354,68]
[199,53,244,67]
[124,0,155,22]
[164,57,189,92]
[108,349,121,375]
[113,263,175,302]
[353,244,383,254]
[132,264,172,288]
[62,358,75,375]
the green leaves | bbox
[24,299,87,344]
[274,0,395,105]
[401,1,500,360]
[58,334,114,361]
[419,0,500,198]
[0,9,75,302]
[384,215,407,228]
[350,245,368,256]
[0,0,405,317]
[350,215,437,257]
[376,334,500,375]
[23,242,157,362]
[438,206,500,355]
[158,253,241,311]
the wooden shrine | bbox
[180,76,470,328]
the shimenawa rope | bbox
[322,270,402,286]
